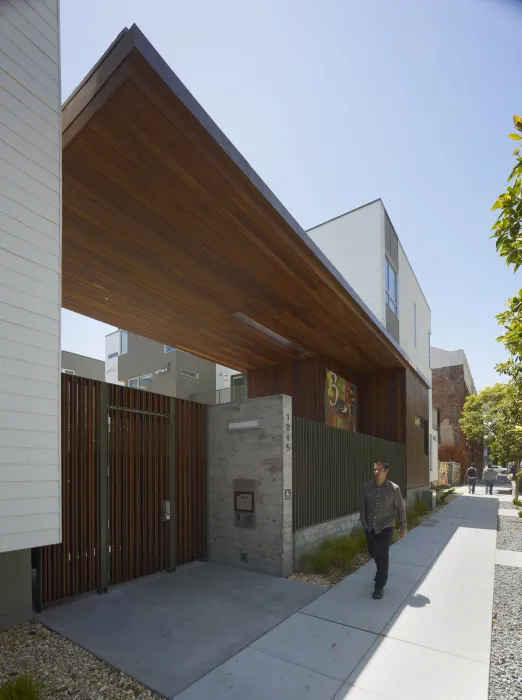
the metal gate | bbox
[38,375,207,608]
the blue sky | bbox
[60,0,522,389]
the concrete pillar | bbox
[0,549,33,629]
[207,395,293,577]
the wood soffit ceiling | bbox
[62,24,423,379]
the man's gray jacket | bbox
[360,479,407,534]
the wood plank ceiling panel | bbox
[62,26,420,378]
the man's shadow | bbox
[406,593,430,608]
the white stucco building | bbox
[308,199,437,483]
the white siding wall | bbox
[216,364,240,391]
[397,243,431,381]
[397,243,433,483]
[0,0,61,553]
[308,201,386,324]
[429,389,438,482]
[105,331,122,384]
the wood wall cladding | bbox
[248,357,325,422]
[248,358,408,447]
[62,25,410,376]
[358,370,406,444]
[405,368,430,489]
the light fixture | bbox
[228,419,259,431]
[233,312,294,347]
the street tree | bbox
[460,383,522,467]
[492,114,522,355]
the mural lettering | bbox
[325,370,357,432]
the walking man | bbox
[466,463,477,494]
[483,465,496,495]
[360,462,407,600]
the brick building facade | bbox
[432,357,484,483]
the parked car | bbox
[491,466,508,474]
[495,474,513,493]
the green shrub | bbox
[436,490,450,507]
[518,510,522,518]
[406,510,421,529]
[301,528,368,575]
[0,676,43,700]
[349,527,368,554]
[513,498,522,507]
[412,499,429,517]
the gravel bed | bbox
[489,565,522,700]
[496,516,522,551]
[499,501,520,511]
[0,621,162,699]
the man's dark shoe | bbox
[372,588,384,600]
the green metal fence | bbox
[292,417,407,531]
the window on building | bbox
[180,368,199,379]
[414,302,417,348]
[231,373,247,400]
[385,257,398,316]
[120,331,128,355]
[164,345,175,353]
[140,374,153,389]
[127,374,154,390]
[415,415,429,455]
[108,351,118,359]
[453,406,458,421]
[455,429,460,446]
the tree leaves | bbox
[492,115,522,354]
[460,384,522,464]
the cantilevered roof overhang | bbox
[62,24,426,381]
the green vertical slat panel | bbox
[291,417,407,531]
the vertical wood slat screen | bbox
[108,400,169,585]
[176,399,207,565]
[41,377,208,605]
[41,375,101,605]
[292,417,407,531]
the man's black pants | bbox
[366,527,394,590]
[485,481,494,495]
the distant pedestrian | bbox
[466,464,477,494]
[360,462,407,600]
[483,465,496,495]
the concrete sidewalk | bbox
[178,494,497,700]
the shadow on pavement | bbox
[330,492,497,699]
